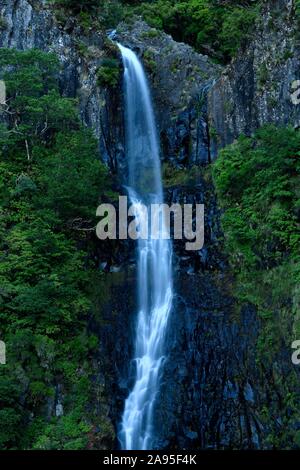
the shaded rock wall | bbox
[114,7,300,449]
[116,21,220,167]
[156,283,261,449]
[0,0,124,171]
[208,0,300,157]
[151,176,261,449]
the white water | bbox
[117,44,173,450]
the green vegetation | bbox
[142,49,157,74]
[0,49,114,449]
[0,16,7,30]
[213,125,300,341]
[49,0,100,13]
[49,0,260,63]
[163,162,202,187]
[97,58,121,88]
[213,125,300,447]
[49,0,124,29]
[120,0,260,63]
[140,28,161,39]
[124,0,260,62]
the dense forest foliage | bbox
[213,127,300,447]
[50,0,261,62]
[0,49,114,449]
[213,126,300,351]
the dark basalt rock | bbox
[208,0,300,158]
[153,286,261,450]
[116,20,221,167]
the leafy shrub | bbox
[49,0,124,28]
[213,125,300,355]
[97,58,121,88]
[121,0,261,63]
[213,126,300,267]
[218,6,258,59]
[49,0,100,13]
[163,162,202,187]
[48,0,261,63]
[142,49,156,73]
[213,125,300,447]
[0,48,114,449]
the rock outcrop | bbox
[117,20,220,166]
[0,0,124,171]
[208,0,300,157]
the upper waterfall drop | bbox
[117,43,173,450]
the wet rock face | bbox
[208,0,300,158]
[151,177,262,450]
[114,10,300,448]
[154,282,261,450]
[164,175,225,275]
[116,20,221,167]
[93,269,137,438]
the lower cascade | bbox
[117,43,173,450]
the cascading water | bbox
[117,43,173,450]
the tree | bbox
[0,48,113,449]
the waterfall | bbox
[117,44,173,450]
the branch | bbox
[25,139,31,161]
[67,217,95,232]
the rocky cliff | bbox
[101,3,300,450]
[0,0,299,450]
[0,0,125,171]
[208,0,300,158]
[116,20,220,167]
